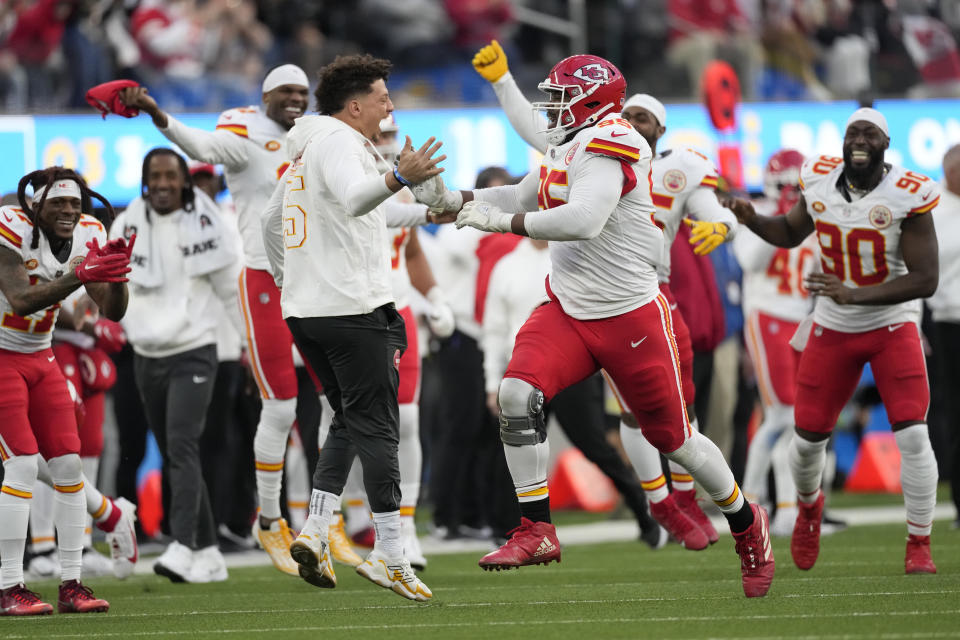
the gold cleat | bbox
[252,517,300,576]
[328,513,364,567]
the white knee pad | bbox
[2,454,39,493]
[497,377,546,446]
[46,453,82,486]
[255,397,297,460]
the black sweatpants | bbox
[286,305,405,513]
[134,344,218,549]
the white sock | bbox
[895,424,938,536]
[397,403,422,508]
[80,457,99,548]
[502,439,550,503]
[254,397,296,520]
[303,489,337,540]
[668,415,697,492]
[789,433,827,503]
[49,454,85,582]
[29,482,56,554]
[665,431,743,514]
[284,427,310,527]
[619,420,669,503]
[372,510,402,559]
[771,429,797,510]
[1,454,38,589]
[741,406,787,503]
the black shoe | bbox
[639,519,668,550]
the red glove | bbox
[93,318,126,353]
[101,233,137,259]
[85,80,141,119]
[75,238,131,284]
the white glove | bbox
[426,287,455,338]
[411,175,463,211]
[455,200,513,233]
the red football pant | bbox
[795,322,929,433]
[239,267,299,400]
[52,342,105,457]
[743,310,801,408]
[397,306,420,404]
[0,347,80,459]
[659,284,695,407]
[505,291,690,452]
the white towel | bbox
[121,188,237,288]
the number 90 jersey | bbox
[799,155,940,332]
[0,206,106,353]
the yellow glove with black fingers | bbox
[472,40,509,83]
[684,218,729,256]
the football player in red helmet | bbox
[763,149,805,214]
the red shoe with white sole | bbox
[479,517,561,570]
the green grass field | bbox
[2,519,958,640]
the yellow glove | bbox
[472,40,509,83]
[684,218,729,256]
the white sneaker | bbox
[401,518,427,571]
[153,541,194,583]
[770,505,798,538]
[289,532,336,589]
[105,497,138,579]
[27,551,60,580]
[189,546,228,583]
[81,548,114,577]
[356,548,432,602]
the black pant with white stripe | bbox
[286,304,406,513]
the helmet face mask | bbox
[763,149,805,203]
[532,55,626,146]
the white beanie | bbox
[846,107,889,138]
[623,93,666,127]
[262,64,309,94]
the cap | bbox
[623,93,666,127]
[262,64,309,94]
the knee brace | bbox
[2,454,39,493]
[497,378,547,446]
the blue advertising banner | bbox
[2,99,958,206]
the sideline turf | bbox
[2,521,957,639]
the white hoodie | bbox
[262,115,397,318]
[928,186,960,323]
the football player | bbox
[471,40,738,550]
[725,108,940,574]
[0,167,133,614]
[415,54,774,598]
[119,65,362,574]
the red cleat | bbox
[674,490,719,544]
[350,526,376,549]
[791,492,823,570]
[732,504,775,598]
[649,494,709,550]
[57,580,109,614]
[0,584,53,616]
[905,534,936,574]
[478,517,561,570]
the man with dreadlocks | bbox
[110,148,242,585]
[0,166,133,615]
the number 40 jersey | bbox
[799,155,940,332]
[0,206,106,353]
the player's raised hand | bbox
[76,239,132,284]
[412,175,463,213]
[396,136,446,185]
[472,40,509,83]
[118,86,158,112]
[720,196,757,225]
[455,201,513,233]
[805,272,855,304]
[102,233,137,259]
[684,219,729,255]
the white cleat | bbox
[356,548,432,602]
[289,533,336,589]
[770,506,798,538]
[81,548,115,577]
[252,517,300,576]
[188,545,228,583]
[401,518,427,572]
[27,552,60,580]
[153,541,194,583]
[106,497,139,579]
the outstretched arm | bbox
[0,246,83,317]
[724,194,814,248]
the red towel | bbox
[85,80,141,119]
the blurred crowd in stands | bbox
[3,0,960,113]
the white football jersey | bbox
[650,148,720,282]
[214,106,290,270]
[387,189,415,309]
[0,207,106,353]
[799,155,940,332]
[535,114,662,319]
[735,198,817,321]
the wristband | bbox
[392,166,412,188]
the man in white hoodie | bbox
[261,53,443,602]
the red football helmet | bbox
[533,54,626,145]
[764,149,805,202]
